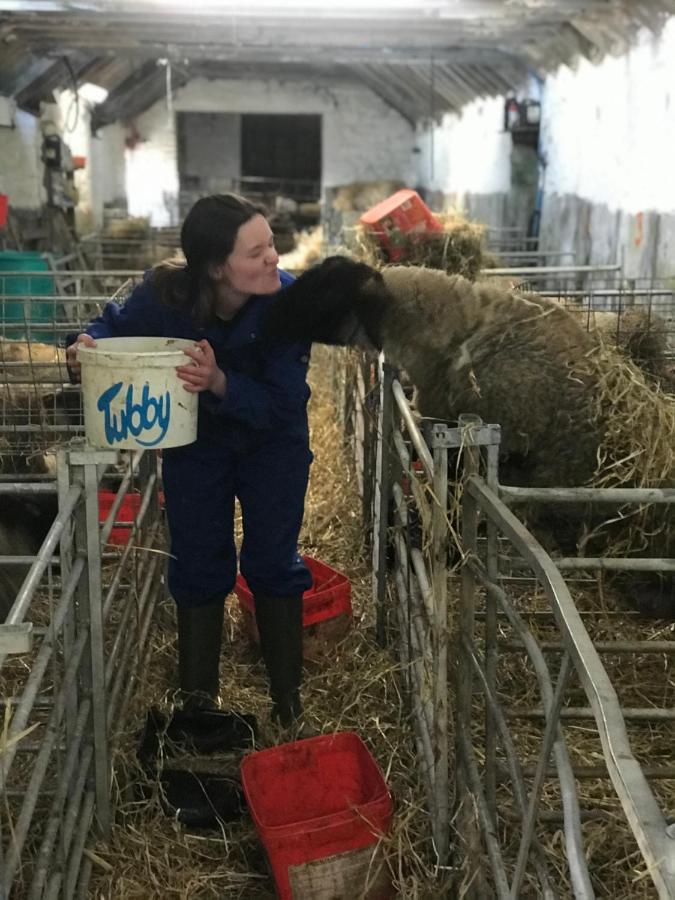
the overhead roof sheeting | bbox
[1,1,673,125]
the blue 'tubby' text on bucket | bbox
[97,382,171,447]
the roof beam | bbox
[349,64,420,124]
[90,59,189,129]
[4,23,528,68]
[0,1,613,18]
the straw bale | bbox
[105,217,151,240]
[353,213,486,280]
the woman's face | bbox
[222,213,281,297]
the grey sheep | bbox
[265,256,603,489]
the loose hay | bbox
[579,337,675,561]
[86,345,449,899]
[277,225,324,273]
[567,307,672,386]
[590,339,675,491]
[353,214,486,281]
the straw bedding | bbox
[464,578,674,899]
[2,345,673,897]
[84,346,450,899]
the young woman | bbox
[67,194,313,727]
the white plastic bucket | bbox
[77,337,199,450]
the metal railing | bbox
[343,349,675,897]
[0,447,164,899]
[0,276,143,459]
[460,471,675,898]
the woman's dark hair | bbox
[152,193,266,326]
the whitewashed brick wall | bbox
[124,76,416,225]
[415,16,675,219]
[541,16,675,214]
[0,109,44,209]
[414,95,511,199]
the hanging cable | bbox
[166,57,173,123]
[62,55,80,133]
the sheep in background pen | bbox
[263,256,675,617]
[0,493,59,622]
[0,339,80,619]
[0,338,80,475]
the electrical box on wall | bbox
[504,97,540,148]
[0,96,16,128]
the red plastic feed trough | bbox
[241,732,393,899]
[235,556,352,659]
[97,489,164,545]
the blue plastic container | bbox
[0,251,56,343]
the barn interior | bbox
[1,2,675,898]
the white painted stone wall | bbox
[542,16,675,215]
[0,108,44,209]
[414,95,511,202]
[124,76,416,225]
[94,122,127,211]
[415,16,675,221]
[124,97,179,226]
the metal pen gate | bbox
[0,448,164,899]
[0,268,166,897]
[342,348,675,897]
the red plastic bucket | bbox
[241,732,393,899]
[235,556,352,659]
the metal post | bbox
[57,449,78,747]
[430,427,449,865]
[457,432,479,881]
[373,355,394,647]
[485,440,500,827]
[70,447,117,837]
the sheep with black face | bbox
[265,256,603,489]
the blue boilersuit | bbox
[77,270,313,606]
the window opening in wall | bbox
[240,113,322,205]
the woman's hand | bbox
[65,333,96,382]
[177,340,227,398]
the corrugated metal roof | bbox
[0,1,673,125]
